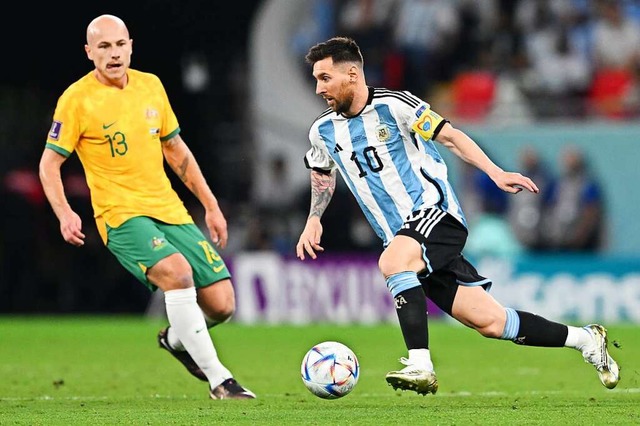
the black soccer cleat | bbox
[210,378,256,400]
[157,327,208,382]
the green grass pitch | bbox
[0,316,638,425]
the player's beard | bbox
[332,83,355,115]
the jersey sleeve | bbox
[45,89,81,157]
[303,123,335,172]
[155,76,180,141]
[410,102,447,141]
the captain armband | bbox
[411,106,446,141]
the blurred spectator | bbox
[390,0,461,98]
[521,24,592,118]
[251,154,301,255]
[336,0,396,87]
[453,0,500,71]
[592,0,640,72]
[542,146,606,252]
[465,210,524,260]
[292,0,338,62]
[514,0,593,118]
[507,146,555,251]
[457,140,508,222]
[458,142,523,260]
[586,0,640,118]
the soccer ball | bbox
[300,341,360,399]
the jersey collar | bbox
[339,86,375,119]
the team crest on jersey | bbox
[150,236,167,250]
[375,124,391,142]
[49,120,62,140]
[145,108,159,119]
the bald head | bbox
[84,14,132,88]
[86,14,129,45]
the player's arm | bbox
[39,148,86,246]
[434,123,539,195]
[296,168,336,260]
[161,134,228,248]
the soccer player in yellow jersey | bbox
[38,14,255,400]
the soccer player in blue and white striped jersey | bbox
[296,37,619,395]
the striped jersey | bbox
[304,87,466,246]
[45,69,193,244]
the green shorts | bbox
[106,216,231,291]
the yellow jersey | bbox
[45,69,193,244]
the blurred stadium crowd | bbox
[293,0,640,123]
[0,0,623,313]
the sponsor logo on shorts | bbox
[151,237,167,250]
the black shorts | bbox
[396,208,491,315]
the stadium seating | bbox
[588,68,634,119]
[451,71,496,122]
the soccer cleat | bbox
[157,327,207,382]
[385,357,438,396]
[210,378,256,400]
[581,324,620,389]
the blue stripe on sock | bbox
[385,271,420,297]
[501,308,520,340]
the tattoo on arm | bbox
[309,170,335,219]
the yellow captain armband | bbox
[411,106,445,140]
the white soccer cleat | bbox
[385,357,438,395]
[581,324,620,389]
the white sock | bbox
[168,311,226,350]
[408,349,434,371]
[164,287,232,388]
[564,326,591,351]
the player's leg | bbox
[160,222,255,399]
[105,218,221,384]
[378,208,463,395]
[448,255,620,389]
[197,279,235,325]
[379,234,437,395]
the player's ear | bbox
[348,66,358,83]
[85,44,92,60]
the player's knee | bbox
[150,269,194,291]
[378,251,405,277]
[204,303,234,324]
[216,302,235,321]
[148,254,194,291]
[169,272,195,290]
[200,290,236,322]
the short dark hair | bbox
[305,36,364,66]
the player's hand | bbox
[493,171,539,194]
[296,218,324,260]
[59,210,85,246]
[205,206,228,249]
